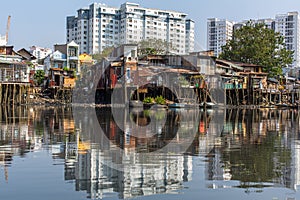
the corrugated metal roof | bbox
[216,59,244,71]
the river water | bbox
[0,105,299,200]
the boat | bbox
[168,98,199,109]
[199,102,216,109]
[144,103,168,109]
[128,100,143,108]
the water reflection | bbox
[1,106,300,199]
[0,106,31,184]
[72,107,198,199]
[206,109,298,191]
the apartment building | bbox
[207,18,234,57]
[67,2,195,55]
[0,35,6,46]
[29,46,53,61]
[208,12,300,68]
[275,12,300,68]
[233,18,275,32]
[186,19,195,54]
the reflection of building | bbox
[291,107,300,190]
[0,106,77,183]
[65,147,193,199]
[6,105,300,198]
[122,153,192,199]
[292,140,300,190]
[0,106,31,182]
[62,107,196,199]
[198,109,224,155]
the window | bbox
[68,48,77,57]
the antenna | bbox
[6,15,11,45]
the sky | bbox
[0,0,299,51]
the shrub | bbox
[155,95,166,105]
[143,97,155,104]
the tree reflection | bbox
[207,109,296,190]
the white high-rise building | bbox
[208,12,300,68]
[67,2,195,55]
[0,35,6,46]
[255,18,276,30]
[185,19,195,54]
[275,12,300,68]
[207,18,234,57]
[29,46,53,60]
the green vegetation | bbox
[72,70,77,78]
[219,22,294,78]
[26,61,34,69]
[153,110,166,120]
[178,76,190,87]
[34,70,45,86]
[143,97,155,104]
[143,95,166,105]
[221,133,291,185]
[137,38,175,57]
[154,95,166,105]
[91,39,174,63]
[142,110,166,120]
[143,110,151,117]
[92,46,114,63]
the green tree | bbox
[137,38,175,57]
[219,22,294,78]
[34,70,45,86]
[92,46,114,63]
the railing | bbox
[0,67,28,83]
[224,83,243,89]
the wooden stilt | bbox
[0,83,2,104]
[12,84,16,105]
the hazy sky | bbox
[0,0,299,51]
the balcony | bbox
[68,56,79,61]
